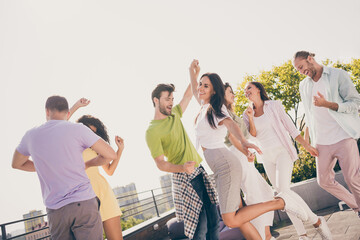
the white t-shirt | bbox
[253,114,283,151]
[312,77,350,145]
[195,104,231,149]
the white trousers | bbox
[262,146,318,236]
[229,145,274,240]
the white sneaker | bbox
[299,236,310,240]
[315,216,332,240]
[276,191,308,222]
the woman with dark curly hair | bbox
[69,98,124,240]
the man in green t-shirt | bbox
[146,83,219,240]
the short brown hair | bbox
[45,95,69,112]
[294,51,315,60]
[151,84,175,107]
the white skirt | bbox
[229,145,275,239]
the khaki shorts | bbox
[47,197,102,240]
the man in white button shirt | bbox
[294,51,360,219]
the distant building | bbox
[25,222,50,240]
[23,210,45,233]
[159,174,174,211]
[113,183,143,220]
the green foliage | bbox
[291,145,317,182]
[121,216,145,231]
[323,58,360,92]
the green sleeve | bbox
[171,104,183,118]
[146,130,164,159]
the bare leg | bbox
[222,199,284,240]
[222,199,284,228]
[103,216,123,240]
[265,226,272,240]
[238,221,262,240]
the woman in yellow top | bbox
[69,98,124,240]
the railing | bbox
[0,186,174,240]
[118,185,174,221]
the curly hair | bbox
[77,115,110,143]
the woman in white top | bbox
[189,60,310,240]
[224,82,274,240]
[243,81,332,240]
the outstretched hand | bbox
[243,141,262,155]
[306,145,319,157]
[183,161,196,174]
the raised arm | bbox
[102,136,124,176]
[154,155,195,174]
[222,118,262,154]
[179,84,193,113]
[85,139,117,169]
[12,150,36,172]
[67,98,90,120]
[189,59,201,105]
[245,106,257,137]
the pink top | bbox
[242,100,300,162]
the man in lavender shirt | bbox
[12,95,117,240]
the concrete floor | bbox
[271,206,360,240]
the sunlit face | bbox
[244,83,260,101]
[197,76,215,103]
[158,91,174,116]
[294,57,317,79]
[224,86,235,105]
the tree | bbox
[325,58,360,92]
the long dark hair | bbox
[201,73,226,129]
[249,81,270,102]
[224,82,234,111]
[77,115,110,143]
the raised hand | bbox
[68,98,91,120]
[245,105,254,118]
[189,59,200,76]
[183,161,196,174]
[115,136,124,152]
[76,98,90,108]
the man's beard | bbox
[159,105,171,116]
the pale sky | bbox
[1,0,359,232]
